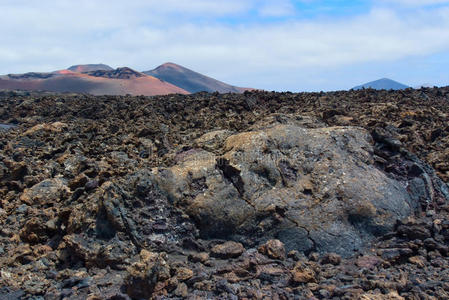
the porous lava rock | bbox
[210,241,245,258]
[258,239,286,260]
[1,89,449,299]
[152,115,448,256]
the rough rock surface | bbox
[152,115,448,256]
[1,88,449,299]
[258,239,286,260]
[211,241,245,258]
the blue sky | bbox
[1,0,449,91]
[216,0,370,22]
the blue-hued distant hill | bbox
[353,78,409,90]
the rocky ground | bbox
[1,88,449,299]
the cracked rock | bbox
[152,115,442,256]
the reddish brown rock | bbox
[291,262,317,284]
[68,173,89,191]
[258,239,286,260]
[211,241,245,259]
[360,291,405,300]
[408,255,426,268]
[320,253,342,266]
[188,252,209,263]
[24,122,68,135]
[19,178,69,205]
[356,255,383,269]
[175,267,194,281]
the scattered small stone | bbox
[85,180,99,191]
[287,250,301,261]
[176,267,194,281]
[188,252,209,263]
[174,282,188,297]
[258,239,286,260]
[1,89,449,299]
[308,252,319,262]
[291,262,316,284]
[320,253,342,265]
[356,255,383,269]
[211,241,245,259]
[68,173,88,191]
[408,256,426,268]
[378,248,413,262]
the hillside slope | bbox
[67,64,114,73]
[144,62,250,93]
[353,78,409,90]
[0,67,188,96]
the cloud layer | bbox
[1,0,449,91]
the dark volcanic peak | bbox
[86,67,146,79]
[67,64,114,73]
[353,78,409,90]
[7,72,55,80]
[144,62,247,93]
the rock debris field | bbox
[1,88,449,299]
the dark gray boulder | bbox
[151,115,448,257]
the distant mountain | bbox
[86,67,145,79]
[67,64,114,73]
[353,78,409,90]
[0,62,251,96]
[0,67,188,96]
[144,62,250,93]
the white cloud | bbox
[1,0,449,90]
[379,0,449,6]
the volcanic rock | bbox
[291,262,317,283]
[175,267,194,281]
[258,239,286,260]
[19,178,69,206]
[24,122,67,135]
[2,88,449,299]
[189,252,210,263]
[174,282,189,297]
[152,115,447,256]
[211,241,245,259]
[320,253,342,265]
[86,67,146,79]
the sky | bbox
[1,0,449,91]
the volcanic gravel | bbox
[0,88,449,299]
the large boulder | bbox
[151,115,447,256]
